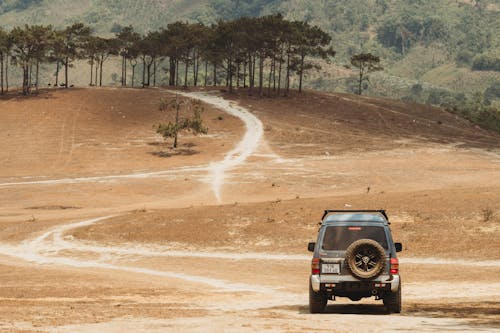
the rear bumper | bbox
[311,274,400,293]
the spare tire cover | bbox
[345,238,386,280]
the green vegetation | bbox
[472,52,500,71]
[0,0,42,13]
[349,53,383,95]
[156,97,208,149]
[0,0,499,132]
[0,16,334,96]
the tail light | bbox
[390,258,399,274]
[311,258,320,274]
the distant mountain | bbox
[1,0,499,109]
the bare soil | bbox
[0,87,499,332]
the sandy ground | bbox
[0,87,499,332]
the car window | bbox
[322,226,388,250]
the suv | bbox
[308,210,402,314]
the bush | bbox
[426,88,450,105]
[484,81,500,100]
[474,107,500,132]
[442,94,500,133]
[472,53,500,71]
[110,23,123,33]
[455,50,474,67]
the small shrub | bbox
[455,50,474,67]
[472,53,500,71]
[484,81,500,100]
[481,207,494,222]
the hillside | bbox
[0,88,499,331]
[0,0,499,133]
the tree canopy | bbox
[0,15,335,96]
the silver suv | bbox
[308,210,402,313]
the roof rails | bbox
[321,210,389,222]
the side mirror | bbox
[395,242,403,252]
[308,242,316,252]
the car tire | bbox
[309,280,327,313]
[384,280,402,314]
[345,238,386,280]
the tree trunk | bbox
[121,55,124,86]
[22,66,25,95]
[175,59,179,86]
[299,54,305,93]
[268,57,273,96]
[95,60,98,86]
[184,58,188,87]
[243,60,247,88]
[64,57,69,88]
[272,54,276,91]
[28,63,32,93]
[26,65,30,94]
[204,60,208,87]
[35,60,39,92]
[1,53,4,95]
[236,61,240,88]
[358,66,363,95]
[277,53,282,95]
[173,96,180,149]
[90,57,94,86]
[142,57,146,87]
[258,53,264,97]
[5,55,8,92]
[213,63,217,86]
[23,65,28,95]
[146,60,152,86]
[225,59,230,87]
[285,48,291,96]
[193,51,199,86]
[124,56,127,86]
[228,55,233,93]
[248,54,253,96]
[154,58,157,87]
[252,55,257,91]
[55,61,59,86]
[169,57,176,86]
[99,57,104,87]
[132,65,136,87]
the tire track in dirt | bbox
[62,104,81,169]
[175,91,264,203]
[3,91,497,333]
[0,165,209,186]
[50,109,68,170]
[0,218,278,294]
[0,91,264,204]
[0,92,270,292]
[1,211,497,296]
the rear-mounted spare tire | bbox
[345,238,386,280]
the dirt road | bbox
[0,88,499,332]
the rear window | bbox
[321,226,388,251]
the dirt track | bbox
[0,88,499,332]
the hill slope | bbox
[0,0,499,110]
[0,88,499,330]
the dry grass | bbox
[72,187,500,259]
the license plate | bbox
[321,263,340,274]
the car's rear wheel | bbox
[383,280,402,314]
[345,239,386,280]
[309,280,327,313]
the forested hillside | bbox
[0,0,499,129]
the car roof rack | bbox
[321,210,389,223]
